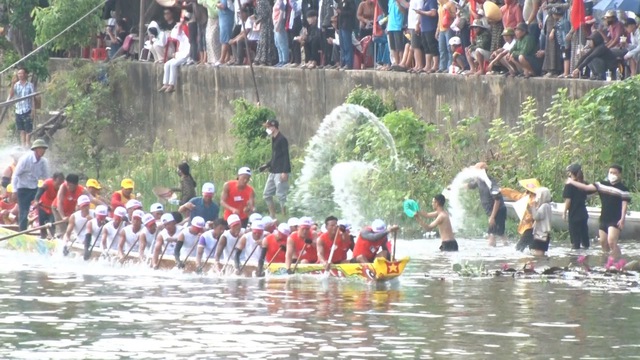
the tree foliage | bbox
[229,98,275,169]
[32,0,103,52]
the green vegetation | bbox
[32,0,103,52]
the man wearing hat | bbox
[62,195,93,248]
[352,219,399,263]
[86,179,104,210]
[507,22,541,77]
[118,209,145,260]
[623,18,640,76]
[603,10,625,49]
[152,212,183,268]
[221,167,255,228]
[179,182,220,222]
[259,119,291,218]
[11,139,50,231]
[111,178,136,214]
[466,19,492,75]
[234,218,268,273]
[500,178,541,251]
[488,28,516,73]
[572,31,617,80]
[174,216,206,268]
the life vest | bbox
[318,231,351,264]
[39,178,58,214]
[289,232,317,263]
[264,233,286,263]
[352,226,387,261]
[110,190,134,214]
[223,180,254,220]
[56,183,85,217]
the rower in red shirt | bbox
[0,184,18,225]
[35,172,64,238]
[285,216,318,273]
[53,174,97,236]
[220,167,255,228]
[317,216,354,265]
[352,219,399,263]
[257,223,291,276]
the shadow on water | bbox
[0,238,640,359]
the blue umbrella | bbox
[593,0,623,11]
[618,0,640,13]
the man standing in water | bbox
[567,165,630,259]
[259,119,291,218]
[415,195,458,251]
[12,139,49,231]
[468,162,507,247]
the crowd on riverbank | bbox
[103,0,640,89]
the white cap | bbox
[150,203,163,213]
[298,216,314,228]
[287,217,299,227]
[77,195,91,207]
[126,199,142,210]
[114,206,127,218]
[95,205,108,217]
[161,213,175,224]
[249,213,263,224]
[371,219,386,233]
[191,216,205,229]
[262,216,275,225]
[237,167,252,176]
[277,223,291,236]
[142,213,156,226]
[227,214,241,226]
[449,36,461,46]
[132,210,145,219]
[252,221,265,231]
[202,182,215,194]
[320,224,327,233]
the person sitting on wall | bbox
[571,31,617,80]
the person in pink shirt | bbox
[500,0,522,31]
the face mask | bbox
[608,174,618,183]
[266,128,273,135]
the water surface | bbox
[1,239,639,359]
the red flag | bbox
[571,0,585,30]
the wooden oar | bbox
[0,219,65,242]
[103,222,123,259]
[291,242,310,274]
[84,221,106,261]
[218,234,242,275]
[176,239,199,270]
[63,217,91,256]
[237,242,261,275]
[324,229,341,274]
[196,238,221,274]
[265,246,284,269]
[154,238,172,270]
[120,235,141,264]
[391,231,398,262]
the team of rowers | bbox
[3,164,404,275]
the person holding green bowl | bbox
[413,194,458,252]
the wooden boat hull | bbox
[505,201,640,240]
[266,257,410,282]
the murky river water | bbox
[1,239,640,359]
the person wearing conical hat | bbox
[500,178,541,251]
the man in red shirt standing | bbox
[35,172,64,239]
[220,167,255,228]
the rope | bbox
[0,0,107,77]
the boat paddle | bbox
[176,239,199,270]
[0,219,66,242]
[154,237,173,270]
[391,230,397,262]
[63,217,91,256]
[83,221,106,260]
[103,222,124,259]
[237,241,261,276]
[290,239,312,274]
[218,234,242,276]
[324,227,340,276]
[120,235,142,264]
[196,238,221,274]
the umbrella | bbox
[618,0,640,14]
[593,0,623,11]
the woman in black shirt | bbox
[563,163,589,249]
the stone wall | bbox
[47,58,605,153]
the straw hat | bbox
[518,178,541,193]
[483,1,502,22]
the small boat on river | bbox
[266,257,410,282]
[504,201,640,240]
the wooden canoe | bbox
[266,257,410,282]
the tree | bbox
[32,0,104,52]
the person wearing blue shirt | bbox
[415,0,438,72]
[388,0,408,65]
[179,182,220,222]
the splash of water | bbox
[0,145,25,175]
[445,167,491,232]
[330,161,374,228]
[291,104,399,224]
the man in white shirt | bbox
[12,139,50,231]
[623,18,640,76]
[487,27,517,73]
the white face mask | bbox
[608,174,618,183]
[266,128,273,136]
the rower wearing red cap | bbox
[101,207,127,252]
[234,219,267,272]
[84,205,109,254]
[214,214,245,266]
[352,219,399,263]
[62,195,93,246]
[119,209,145,260]
[138,213,159,259]
[221,167,256,228]
[174,216,206,268]
[257,223,291,276]
[285,216,318,273]
[317,217,354,265]
[152,213,183,268]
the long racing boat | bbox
[266,257,410,282]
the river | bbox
[1,239,639,359]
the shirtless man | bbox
[415,194,458,252]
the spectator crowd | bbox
[104,0,640,87]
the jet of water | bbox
[445,166,490,233]
[330,161,374,228]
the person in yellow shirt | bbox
[500,178,540,251]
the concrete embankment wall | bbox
[47,58,605,153]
